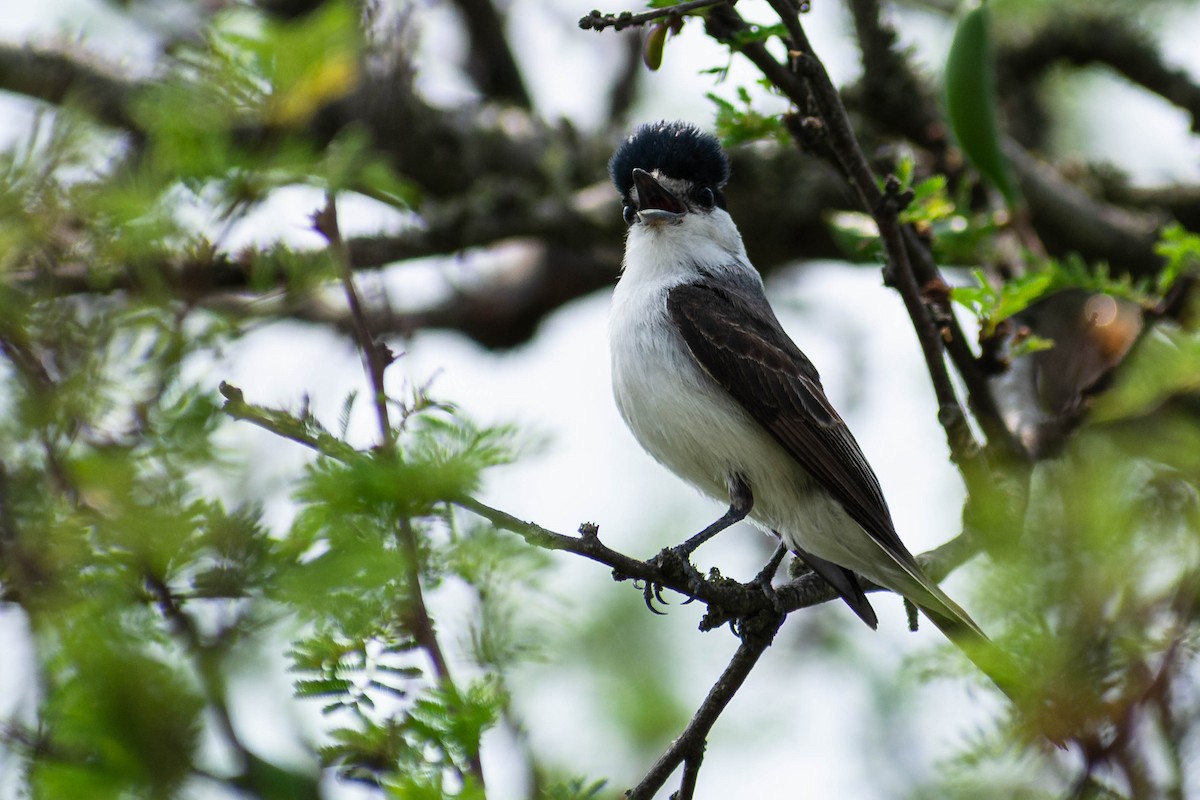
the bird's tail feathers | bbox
[793,546,879,629]
[905,574,1023,701]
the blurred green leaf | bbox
[708,86,785,146]
[951,254,1150,335]
[1090,327,1200,422]
[1154,222,1200,293]
[945,0,1019,207]
[952,268,1053,335]
[34,639,204,796]
[644,23,669,71]
[217,0,361,126]
[541,777,610,800]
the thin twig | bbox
[840,0,1017,451]
[877,183,977,459]
[312,197,484,790]
[726,0,982,463]
[314,195,394,449]
[397,518,483,785]
[397,518,454,683]
[144,574,250,773]
[579,0,730,32]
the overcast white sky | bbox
[3,1,1200,798]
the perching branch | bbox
[218,383,986,623]
[218,381,990,800]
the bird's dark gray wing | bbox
[666,279,915,567]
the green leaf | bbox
[1091,327,1200,422]
[1154,222,1200,293]
[644,24,669,71]
[951,268,1053,335]
[824,210,883,262]
[294,678,356,698]
[950,254,1150,336]
[35,639,205,796]
[945,0,1019,207]
[707,90,785,146]
[219,0,362,126]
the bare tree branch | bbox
[709,0,984,464]
[0,21,1178,355]
[845,0,951,165]
[998,14,1200,134]
[447,0,532,108]
[0,44,144,132]
[1005,139,1165,279]
[1109,182,1200,231]
[625,611,783,800]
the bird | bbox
[606,120,998,663]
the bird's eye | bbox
[622,204,637,225]
[694,186,716,209]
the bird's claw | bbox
[639,579,669,615]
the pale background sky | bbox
[2,1,1200,798]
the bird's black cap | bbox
[609,121,730,206]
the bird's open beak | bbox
[632,168,686,224]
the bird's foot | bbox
[639,545,706,613]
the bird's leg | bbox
[676,475,754,558]
[750,538,788,614]
[644,476,753,607]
